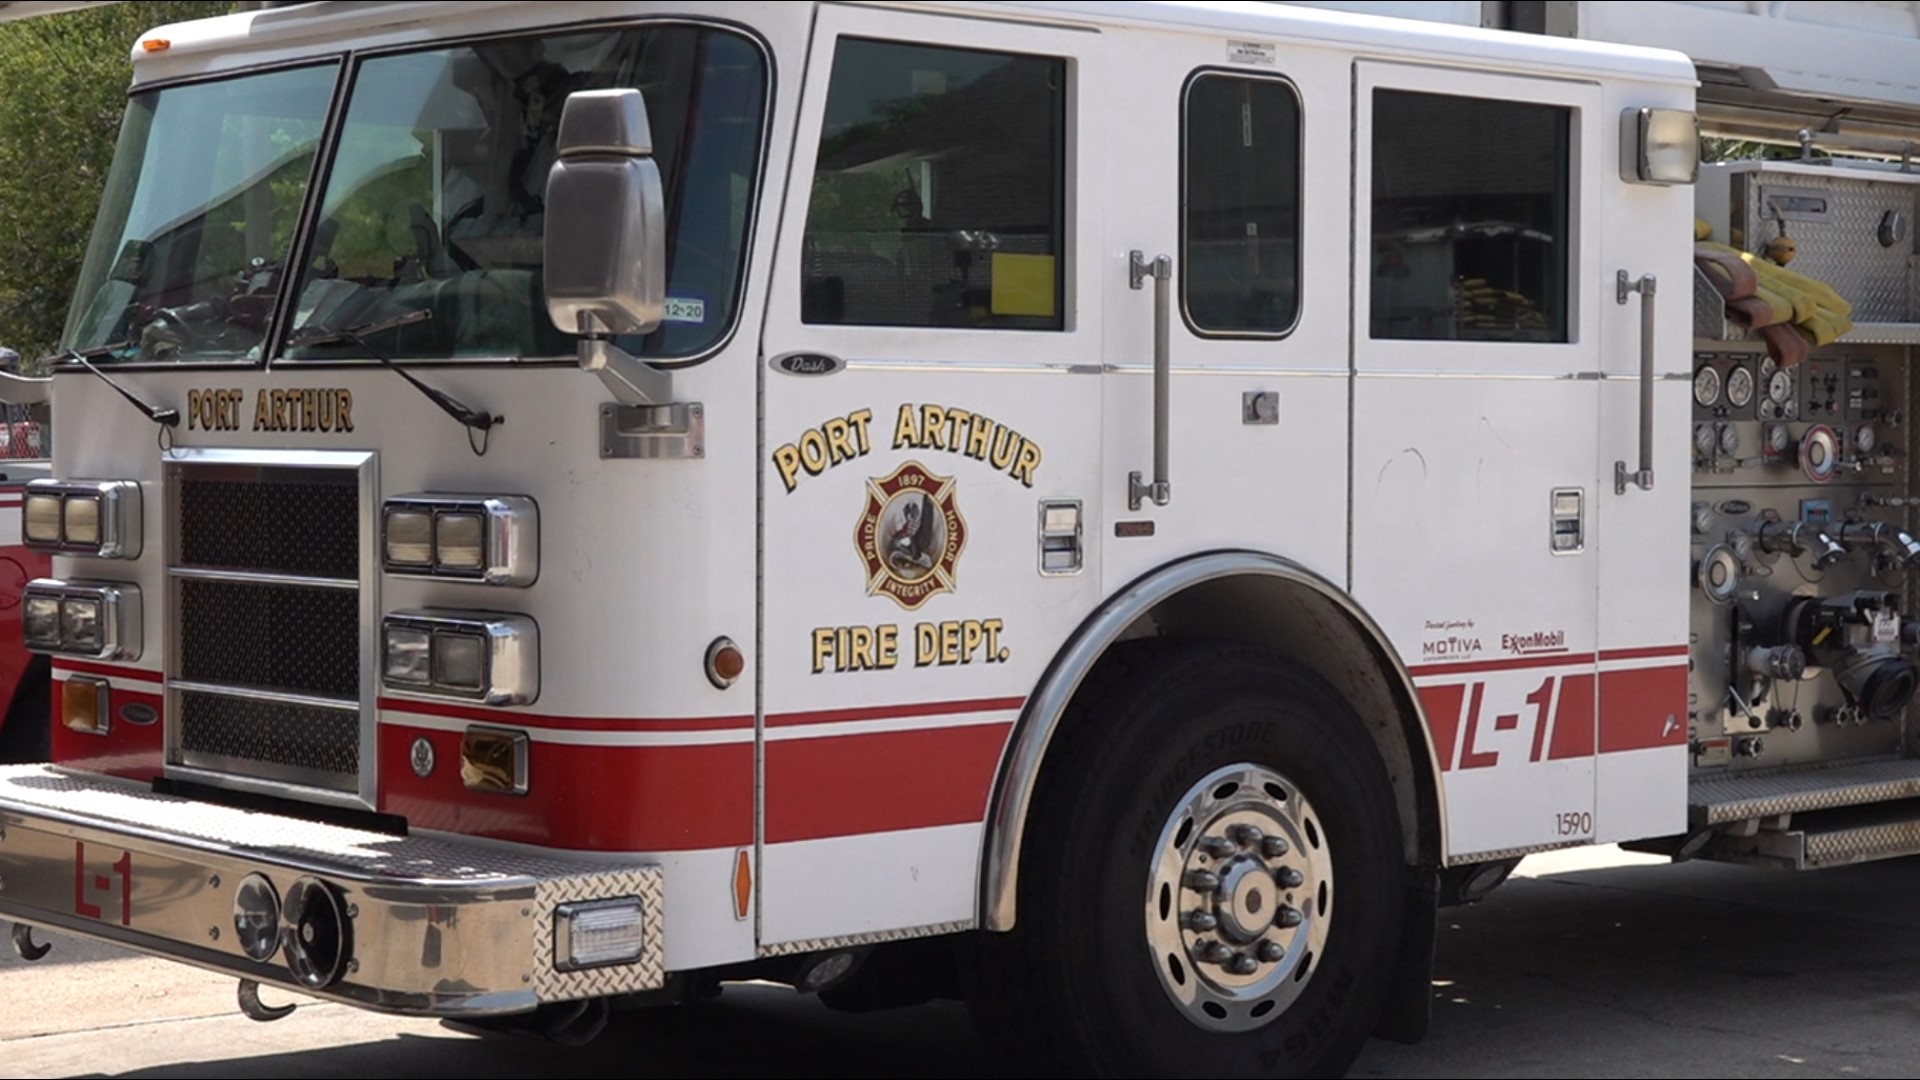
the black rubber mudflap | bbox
[1371,871,1438,1045]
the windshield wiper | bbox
[47,341,180,430]
[289,309,502,452]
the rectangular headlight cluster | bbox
[383,496,537,586]
[382,610,538,706]
[24,580,141,659]
[554,899,645,972]
[23,479,142,558]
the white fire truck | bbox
[3,0,1920,1075]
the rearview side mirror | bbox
[545,89,666,336]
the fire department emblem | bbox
[856,462,968,611]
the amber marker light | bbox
[706,637,745,690]
[62,676,109,734]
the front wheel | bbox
[966,643,1405,1078]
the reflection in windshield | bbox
[287,25,767,362]
[63,64,337,363]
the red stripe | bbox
[52,659,164,684]
[378,724,753,851]
[0,498,22,507]
[1408,652,1599,679]
[1599,664,1689,752]
[767,695,1026,728]
[376,696,753,732]
[1599,644,1690,662]
[765,721,1014,842]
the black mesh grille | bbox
[177,691,358,782]
[178,473,358,578]
[179,579,358,699]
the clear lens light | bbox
[383,626,432,685]
[63,496,101,547]
[1642,109,1698,183]
[61,596,102,648]
[435,513,485,572]
[23,595,59,647]
[563,902,644,969]
[23,495,61,544]
[385,510,434,566]
[434,631,487,691]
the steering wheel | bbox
[440,198,487,274]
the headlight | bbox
[23,493,61,544]
[21,580,140,660]
[382,625,432,685]
[381,611,537,705]
[21,480,142,558]
[382,496,536,586]
[383,509,434,567]
[63,495,101,546]
[61,595,102,649]
[23,595,59,649]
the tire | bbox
[965,641,1405,1078]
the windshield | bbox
[286,25,767,362]
[63,64,338,363]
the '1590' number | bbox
[1554,811,1594,838]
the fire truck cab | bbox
[0,1,1916,1076]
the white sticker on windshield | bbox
[664,297,707,324]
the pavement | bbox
[5,845,1920,1078]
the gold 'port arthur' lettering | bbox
[186,388,355,433]
[773,403,1042,493]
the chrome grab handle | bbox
[1129,249,1174,511]
[1615,270,1657,494]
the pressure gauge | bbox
[1695,422,1719,459]
[1718,422,1741,456]
[1768,368,1795,406]
[1764,421,1792,456]
[1726,365,1755,409]
[1855,423,1878,456]
[1759,355,1777,384]
[1694,366,1723,409]
[1692,502,1715,536]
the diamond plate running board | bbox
[1688,759,1920,827]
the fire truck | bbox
[4,0,1920,1075]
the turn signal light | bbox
[460,726,528,795]
[61,676,109,735]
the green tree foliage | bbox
[0,2,237,365]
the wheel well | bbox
[2,655,47,729]
[981,552,1443,931]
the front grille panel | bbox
[178,472,358,578]
[168,458,366,797]
[178,579,358,698]
[177,691,359,789]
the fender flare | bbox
[979,550,1444,931]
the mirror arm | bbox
[579,337,672,407]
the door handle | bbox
[1615,270,1657,494]
[1129,250,1173,511]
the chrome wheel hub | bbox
[1146,763,1332,1032]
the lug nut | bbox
[1260,836,1290,858]
[1275,867,1305,889]
[1277,905,1304,928]
[1227,824,1265,848]
[1197,836,1236,858]
[1258,940,1286,963]
[1184,911,1219,933]
[1199,941,1233,965]
[1226,953,1259,976]
[1185,870,1222,892]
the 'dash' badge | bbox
[856,462,968,611]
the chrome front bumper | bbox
[0,766,664,1017]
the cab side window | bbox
[1370,90,1572,343]
[1183,72,1302,335]
[802,38,1066,331]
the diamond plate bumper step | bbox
[0,766,664,1016]
[1682,799,1920,871]
[1688,758,1920,827]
